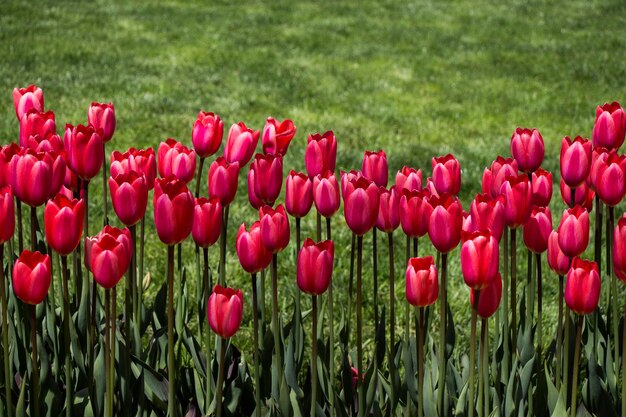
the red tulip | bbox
[500,173,531,228]
[250,153,283,206]
[64,124,104,180]
[109,171,148,226]
[313,171,340,218]
[89,228,132,289]
[224,122,260,166]
[395,166,422,192]
[8,149,65,207]
[20,110,56,148]
[63,161,79,194]
[340,170,362,196]
[262,117,296,156]
[343,177,379,236]
[0,144,21,188]
[593,102,626,151]
[305,131,336,178]
[236,222,272,274]
[469,273,502,318]
[523,206,552,254]
[0,186,15,244]
[207,285,244,338]
[406,256,438,307]
[548,230,570,276]
[557,206,590,258]
[482,156,518,198]
[531,168,553,207]
[44,194,85,256]
[399,188,432,238]
[422,177,438,198]
[594,150,626,207]
[467,193,505,242]
[461,230,499,290]
[376,186,400,233]
[297,239,334,295]
[559,178,594,211]
[85,225,132,273]
[192,197,222,248]
[12,250,51,305]
[613,214,626,282]
[110,148,157,189]
[153,176,194,245]
[259,205,290,253]
[564,258,600,315]
[247,168,264,210]
[428,193,463,254]
[362,150,388,187]
[208,157,240,206]
[13,85,44,120]
[589,147,609,191]
[26,132,63,153]
[432,154,461,196]
[88,102,116,143]
[192,111,223,158]
[157,138,196,184]
[285,171,313,218]
[510,127,544,173]
[560,136,592,188]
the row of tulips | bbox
[1,84,626,417]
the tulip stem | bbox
[469,291,479,417]
[326,217,331,240]
[102,145,108,225]
[16,199,23,252]
[595,194,603,274]
[203,248,212,415]
[29,206,37,251]
[130,226,140,358]
[219,205,229,286]
[405,235,413,416]
[111,287,117,416]
[167,245,176,417]
[138,216,145,319]
[438,252,448,417]
[348,234,355,344]
[536,253,543,360]
[271,254,282,398]
[563,307,571,403]
[556,276,564,390]
[356,235,364,417]
[510,228,517,352]
[417,306,424,417]
[84,181,96,405]
[295,217,301,315]
[311,295,318,417]
[105,289,111,417]
[502,228,510,385]
[30,304,40,417]
[216,337,227,417]
[388,232,396,411]
[621,303,626,417]
[61,255,72,417]
[526,249,533,326]
[372,228,379,339]
[251,273,261,417]
[0,245,12,417]
[570,315,583,417]
[316,212,321,242]
[609,206,619,369]
[325,216,335,417]
[195,157,205,199]
[570,187,575,209]
[482,318,489,417]
[124,226,134,416]
[478,318,485,417]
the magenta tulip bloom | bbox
[470,273,502,319]
[523,206,552,254]
[192,111,223,158]
[432,154,461,196]
[89,229,132,289]
[85,226,132,274]
[313,171,340,218]
[208,157,240,206]
[594,150,626,207]
[25,132,63,153]
[510,127,544,173]
[236,222,272,274]
[64,123,104,181]
[305,131,337,179]
[224,122,260,166]
[13,85,44,120]
[461,230,499,290]
[153,176,194,246]
[109,171,148,226]
[531,168,553,207]
[501,173,531,229]
[557,206,590,258]
[362,150,388,187]
[262,117,296,156]
[340,170,362,196]
[406,256,438,307]
[285,170,313,218]
[88,102,116,143]
[343,177,379,236]
[560,178,594,211]
[0,144,21,188]
[297,239,334,295]
[565,258,600,315]
[560,136,592,188]
[44,194,85,256]
[376,186,400,233]
[589,147,609,191]
[482,156,518,198]
[0,186,15,244]
[613,214,626,282]
[207,285,244,339]
[399,188,432,238]
[157,138,196,184]
[110,147,157,189]
[20,110,56,148]
[192,197,222,248]
[548,230,570,276]
[247,168,264,210]
[12,250,51,305]
[259,205,290,253]
[593,102,626,151]
[428,193,463,254]
[395,166,422,192]
[251,153,283,206]
[467,193,505,242]
[9,148,65,207]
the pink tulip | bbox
[565,258,600,315]
[88,228,132,289]
[376,186,400,233]
[500,173,531,228]
[531,168,553,207]
[560,178,594,211]
[13,85,44,120]
[192,197,222,248]
[594,150,626,207]
[251,153,283,206]
[313,171,340,218]
[593,102,626,151]
[510,127,544,173]
[20,111,56,148]
[432,154,461,196]
[12,250,51,305]
[262,117,296,156]
[64,124,104,180]
[613,214,626,282]
[207,285,244,338]
[157,138,196,184]
[548,230,570,276]
[406,256,438,307]
[399,188,432,238]
[259,205,290,253]
[297,239,334,295]
[362,150,388,187]
[285,170,313,218]
[192,111,223,158]
[85,225,132,273]
[470,273,502,318]
[110,148,157,189]
[560,136,592,188]
[467,193,505,242]
[224,122,260,166]
[236,222,272,274]
[44,194,85,256]
[305,131,336,178]
[523,206,552,254]
[340,170,362,196]
[25,132,63,153]
[395,166,422,192]
[88,102,116,142]
[208,157,240,206]
[9,148,65,207]
[0,186,15,244]
[482,156,518,198]
[428,193,463,254]
[153,176,194,245]
[109,171,148,226]
[342,177,379,236]
[557,206,590,258]
[461,230,499,290]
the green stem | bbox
[83,181,95,404]
[621,303,626,417]
[271,254,282,398]
[479,318,486,417]
[326,216,331,241]
[438,252,448,417]
[563,307,571,404]
[482,318,489,417]
[30,206,37,251]
[61,255,72,417]
[610,207,619,369]
[348,234,355,340]
[388,232,396,410]
[316,212,321,242]
[137,216,145,326]
[510,228,517,352]
[216,337,227,417]
[556,275,563,391]
[204,248,212,415]
[502,227,510,385]
[373,228,379,335]
[195,157,205,199]
[105,289,111,417]
[311,295,318,417]
[124,226,134,417]
[356,235,364,417]
[296,218,301,315]
[219,206,229,286]
[16,198,23,252]
[326,216,335,417]
[0,245,12,417]
[167,245,176,417]
[111,287,117,416]
[130,226,140,358]
[417,307,424,417]
[536,253,543,360]
[251,273,261,417]
[102,144,108,225]
[526,249,534,327]
[469,292,479,417]
[405,234,413,416]
[570,315,583,417]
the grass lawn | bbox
[1,0,626,355]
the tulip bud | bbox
[110,148,157,189]
[247,168,264,210]
[593,102,626,151]
[285,170,313,218]
[9,148,65,207]
[262,117,296,156]
[251,153,283,206]
[157,138,196,184]
[224,122,260,166]
[395,166,422,192]
[109,171,148,226]
[153,176,194,245]
[64,123,104,180]
[467,193,505,242]
[343,177,379,236]
[89,228,132,289]
[559,178,594,211]
[510,128,544,173]
[305,131,337,179]
[500,173,531,228]
[362,150,388,187]
[432,154,461,196]
[313,171,340,218]
[469,273,502,319]
[613,214,626,282]
[594,150,626,207]
[20,111,56,148]
[259,205,290,253]
[208,157,240,206]
[428,193,463,254]
[406,256,438,307]
[399,188,432,238]
[192,197,222,248]
[560,136,592,188]
[461,230,499,290]
[297,239,334,295]
[44,194,85,256]
[523,206,552,254]
[557,206,590,258]
[236,222,272,274]
[12,250,51,305]
[565,258,600,315]
[13,85,44,120]
[376,186,400,233]
[531,168,553,207]
[88,102,116,143]
[0,186,15,244]
[548,230,570,276]
[482,156,518,198]
[207,285,244,339]
[192,111,223,158]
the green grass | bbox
[1,0,626,354]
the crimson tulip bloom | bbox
[557,206,590,258]
[313,171,340,218]
[340,170,362,196]
[510,127,544,173]
[250,153,283,206]
[0,144,21,187]
[432,154,461,196]
[85,225,132,273]
[593,102,626,151]
[208,157,240,206]
[207,285,244,339]
[0,186,15,244]
[523,206,552,254]
[236,222,272,274]
[467,193,505,242]
[157,138,196,184]
[343,177,379,236]
[262,117,296,156]
[285,171,313,218]
[376,186,400,232]
[64,124,104,180]
[560,136,592,188]
[564,258,600,315]
[13,85,44,120]
[297,239,334,295]
[89,230,132,289]
[395,166,422,192]
[461,230,499,290]
[247,168,264,210]
[192,197,222,248]
[405,256,438,307]
[531,168,553,207]
[547,230,570,276]
[470,273,502,318]
[259,205,290,253]
[399,189,432,238]
[12,250,51,305]
[88,102,116,143]
[192,111,223,158]
[44,194,85,256]
[26,132,63,153]
[594,150,626,206]
[110,148,157,189]
[559,178,594,211]
[362,150,388,187]
[20,110,56,148]
[482,156,518,198]
[153,176,194,246]
[428,193,463,254]
[589,147,609,191]
[305,131,337,179]
[613,214,626,282]
[9,148,65,207]
[500,173,531,229]
[224,122,260,166]
[109,171,148,226]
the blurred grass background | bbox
[1,0,626,355]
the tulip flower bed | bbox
[2,82,626,417]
